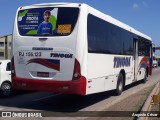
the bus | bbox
[11,3,152,96]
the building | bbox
[0,34,12,60]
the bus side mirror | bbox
[153,47,155,53]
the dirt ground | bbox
[148,92,160,120]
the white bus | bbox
[11,3,152,95]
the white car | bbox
[153,57,158,68]
[0,60,12,96]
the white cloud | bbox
[142,1,148,7]
[133,3,139,8]
[133,1,148,9]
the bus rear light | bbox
[11,70,15,74]
[72,58,81,80]
[11,57,16,77]
[73,72,80,78]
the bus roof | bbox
[31,2,80,6]
[19,2,81,9]
[18,2,152,41]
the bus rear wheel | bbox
[142,69,147,83]
[115,73,124,96]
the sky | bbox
[0,0,160,54]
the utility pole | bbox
[4,36,8,59]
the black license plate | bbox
[37,72,49,77]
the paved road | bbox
[0,68,160,119]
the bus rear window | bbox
[18,7,79,36]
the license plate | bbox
[37,72,49,77]
[18,51,41,57]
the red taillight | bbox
[11,57,16,77]
[72,58,81,80]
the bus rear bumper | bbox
[12,76,87,95]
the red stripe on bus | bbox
[12,76,87,95]
[139,57,152,75]
[27,58,60,71]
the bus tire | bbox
[115,73,124,96]
[142,69,147,83]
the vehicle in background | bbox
[0,60,12,97]
[152,56,158,68]
[156,56,160,67]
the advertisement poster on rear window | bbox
[18,7,79,36]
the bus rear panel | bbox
[12,4,87,95]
